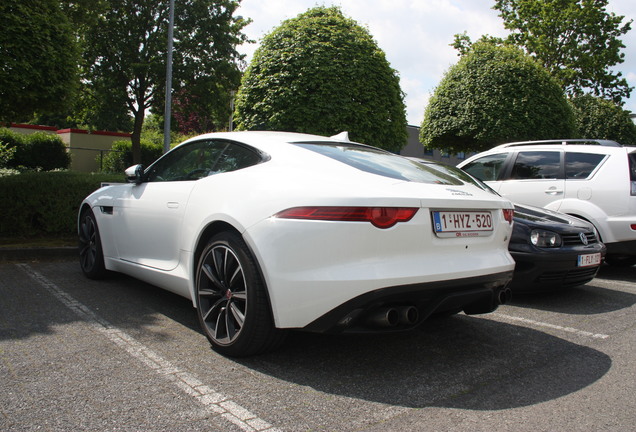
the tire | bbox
[195,231,285,357]
[78,208,107,279]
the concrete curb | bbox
[0,247,77,262]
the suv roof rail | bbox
[498,139,622,148]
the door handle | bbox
[544,188,563,195]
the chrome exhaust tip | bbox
[396,306,419,325]
[498,288,512,305]
[367,308,399,327]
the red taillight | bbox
[502,208,514,224]
[631,224,636,230]
[275,206,419,229]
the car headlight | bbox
[530,229,562,247]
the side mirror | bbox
[125,164,145,184]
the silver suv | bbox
[458,139,636,266]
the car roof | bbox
[178,130,373,152]
[494,139,622,148]
[457,140,636,165]
[171,131,399,175]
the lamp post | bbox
[163,0,175,154]
[229,90,236,132]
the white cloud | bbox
[236,0,636,124]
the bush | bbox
[0,168,20,177]
[23,132,72,170]
[101,139,164,173]
[141,113,198,147]
[420,42,576,154]
[0,128,21,146]
[0,128,23,168]
[0,171,122,238]
[0,142,16,168]
[570,95,636,145]
[0,128,71,171]
[234,6,408,152]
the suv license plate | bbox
[432,211,493,238]
[578,253,601,267]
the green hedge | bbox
[0,141,15,168]
[0,128,71,171]
[101,139,164,173]
[0,171,122,238]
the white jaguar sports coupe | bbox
[79,131,515,356]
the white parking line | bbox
[592,276,636,292]
[491,312,610,340]
[17,264,282,432]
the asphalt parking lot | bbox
[1,258,635,431]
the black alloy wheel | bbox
[195,231,285,357]
[78,208,106,279]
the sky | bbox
[234,0,636,126]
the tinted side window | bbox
[565,152,605,179]
[146,140,261,182]
[462,153,508,181]
[146,140,223,182]
[510,151,560,180]
[214,143,262,173]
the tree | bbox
[28,1,133,131]
[0,0,79,122]
[570,95,636,145]
[171,64,242,135]
[82,0,249,163]
[30,77,134,132]
[493,0,633,104]
[420,42,576,153]
[234,6,407,152]
[452,32,507,56]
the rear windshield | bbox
[294,142,465,185]
[630,152,636,182]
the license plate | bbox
[578,253,602,267]
[432,211,493,238]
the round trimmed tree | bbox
[234,6,407,152]
[570,95,636,145]
[420,42,576,154]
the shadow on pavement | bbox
[509,283,636,315]
[596,263,636,282]
[239,313,611,410]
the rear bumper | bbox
[247,212,515,328]
[302,271,513,333]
